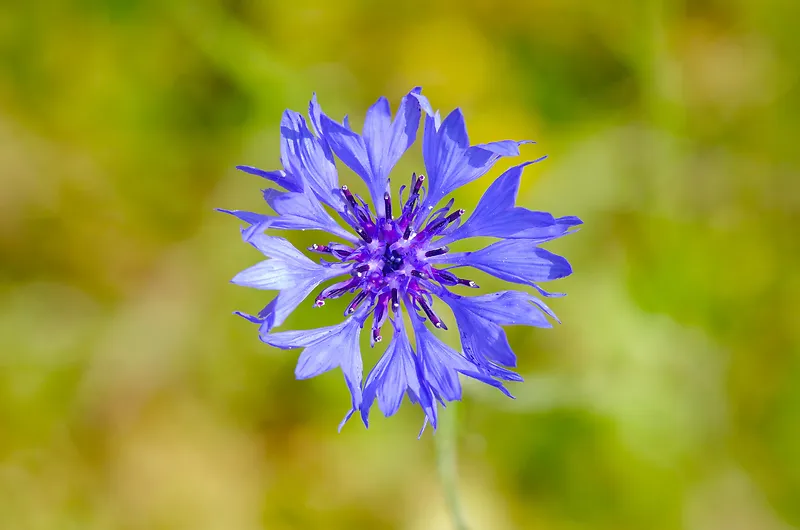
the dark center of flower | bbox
[307,173,479,345]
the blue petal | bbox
[439,290,558,382]
[436,160,583,245]
[261,189,358,243]
[320,115,372,188]
[216,208,272,227]
[416,101,527,212]
[219,197,358,243]
[453,309,517,367]
[441,290,557,327]
[440,141,524,200]
[363,97,392,167]
[234,270,339,330]
[280,110,344,210]
[245,231,314,261]
[307,93,341,172]
[307,93,326,138]
[437,160,581,245]
[235,165,303,193]
[410,92,434,118]
[410,92,441,128]
[447,306,524,381]
[232,233,347,328]
[363,88,422,212]
[436,240,572,286]
[262,304,371,420]
[511,215,583,243]
[412,318,468,402]
[473,140,530,157]
[231,259,318,290]
[453,367,515,398]
[556,215,583,227]
[322,89,422,216]
[411,316,512,403]
[360,315,436,428]
[234,299,279,341]
[424,109,470,205]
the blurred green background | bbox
[2,0,799,529]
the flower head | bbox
[220,88,581,434]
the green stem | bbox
[435,402,469,530]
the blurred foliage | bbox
[1,0,799,529]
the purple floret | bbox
[220,88,581,434]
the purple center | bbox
[308,173,478,345]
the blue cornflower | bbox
[220,88,581,433]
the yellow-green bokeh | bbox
[1,1,799,528]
